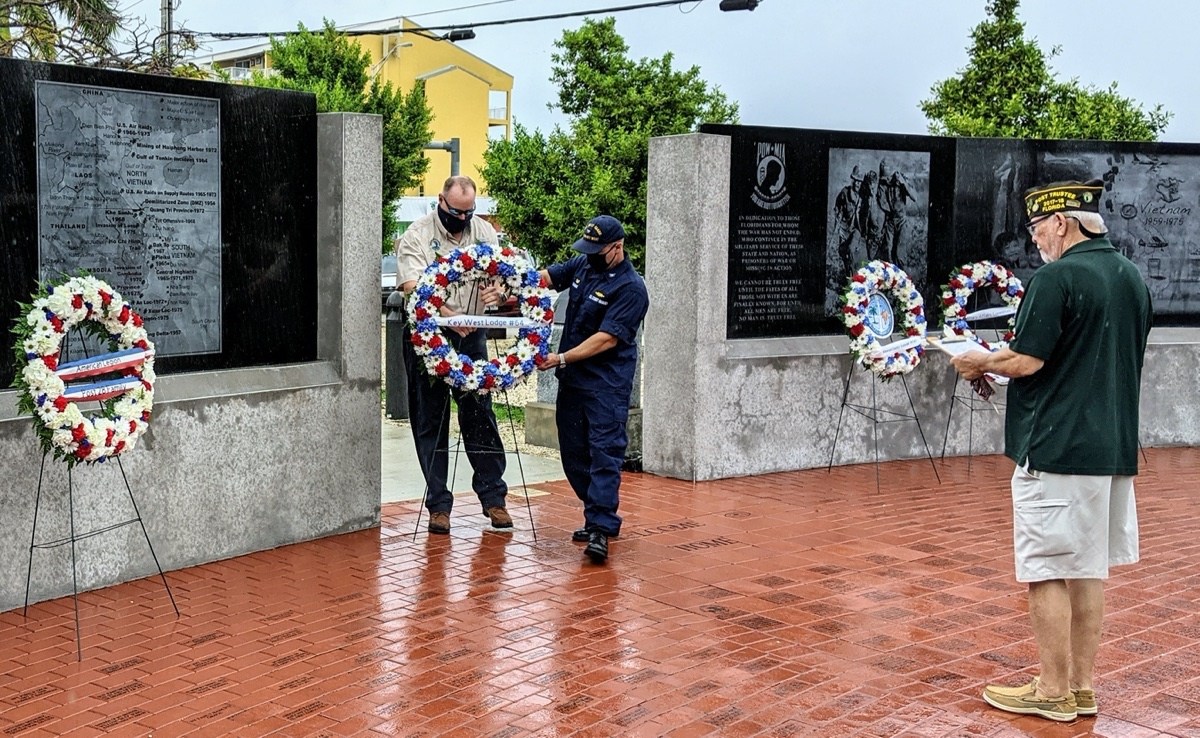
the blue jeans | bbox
[403,326,507,513]
[556,386,628,536]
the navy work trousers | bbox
[403,325,507,514]
[555,386,629,536]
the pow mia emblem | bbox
[751,141,790,210]
[583,223,603,242]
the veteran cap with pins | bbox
[1023,178,1104,223]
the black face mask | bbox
[438,206,470,235]
[587,253,609,271]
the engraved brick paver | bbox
[1,448,1198,736]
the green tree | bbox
[921,0,1170,141]
[482,17,738,270]
[254,20,433,250]
[1,0,118,61]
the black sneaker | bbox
[572,527,591,542]
[584,532,608,563]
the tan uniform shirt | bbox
[396,211,499,314]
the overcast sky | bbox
[121,0,1200,142]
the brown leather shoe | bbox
[428,511,450,534]
[486,507,513,529]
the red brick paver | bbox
[3,448,1199,737]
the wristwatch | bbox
[558,353,567,368]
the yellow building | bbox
[201,17,513,196]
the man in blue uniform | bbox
[536,215,650,563]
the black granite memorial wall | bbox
[701,123,1200,339]
[1,58,317,388]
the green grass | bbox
[493,403,525,425]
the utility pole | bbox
[159,0,174,60]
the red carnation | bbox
[429,335,443,348]
[543,309,554,322]
[527,333,541,345]
[506,354,519,366]
[71,424,86,442]
[482,375,495,389]
[118,304,131,323]
[436,360,451,375]
[910,305,923,315]
[501,248,513,257]
[487,262,499,275]
[842,306,857,315]
[852,274,866,283]
[435,274,449,287]
[53,396,69,412]
[114,441,125,454]
[128,420,137,433]
[132,313,143,328]
[461,361,474,374]
[141,380,152,391]
[43,354,58,371]
[961,267,974,277]
[105,428,115,446]
[948,278,963,290]
[99,290,113,306]
[907,328,920,336]
[850,324,865,337]
[414,307,430,321]
[71,294,84,309]
[141,411,151,422]
[943,296,956,306]
[50,315,64,333]
[460,254,475,270]
[134,339,149,350]
[430,296,444,307]
[74,446,90,460]
[526,296,539,306]
[411,334,424,347]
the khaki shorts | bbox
[1010,464,1139,582]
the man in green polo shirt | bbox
[951,178,1153,723]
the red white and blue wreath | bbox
[939,261,1024,350]
[839,260,927,379]
[11,274,155,466]
[407,243,553,394]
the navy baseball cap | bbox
[572,215,626,254]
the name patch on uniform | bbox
[587,291,609,306]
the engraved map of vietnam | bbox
[36,81,221,357]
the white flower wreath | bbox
[407,243,553,394]
[11,275,155,466]
[839,260,927,379]
[939,261,1024,350]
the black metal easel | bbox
[24,453,179,661]
[827,360,941,492]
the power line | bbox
[187,0,708,41]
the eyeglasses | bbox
[440,195,475,218]
[1024,214,1052,235]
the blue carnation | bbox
[475,243,494,258]
[416,319,439,333]
[956,319,969,330]
[1007,284,1020,296]
[497,263,516,278]
[416,285,435,300]
[431,345,450,358]
[36,394,46,407]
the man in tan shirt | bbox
[398,175,510,534]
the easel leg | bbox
[495,386,537,542]
[23,453,48,617]
[116,458,179,617]
[412,392,453,540]
[901,375,941,484]
[940,372,956,460]
[827,360,855,472]
[68,466,82,662]
[872,372,881,494]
